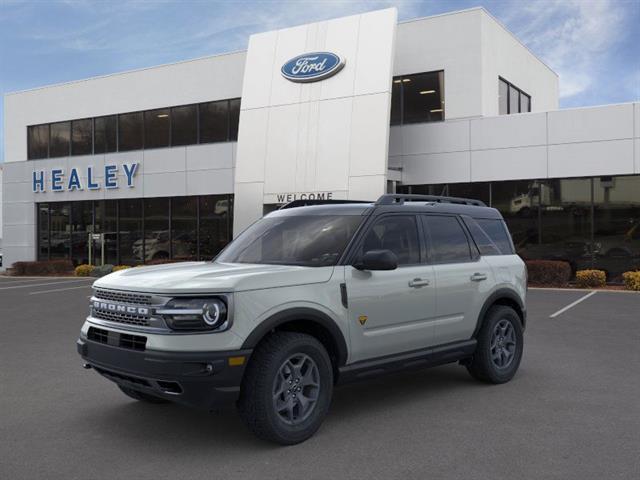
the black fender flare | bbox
[473,288,526,337]
[241,307,349,366]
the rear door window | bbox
[475,218,514,254]
[422,215,472,264]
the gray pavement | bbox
[1,277,639,480]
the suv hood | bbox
[93,262,335,294]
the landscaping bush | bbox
[622,271,640,291]
[145,258,185,266]
[525,260,571,287]
[11,260,74,276]
[575,269,606,288]
[91,265,114,277]
[112,265,132,272]
[75,264,95,277]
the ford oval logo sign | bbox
[281,52,345,83]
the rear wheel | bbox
[238,332,333,445]
[467,306,523,384]
[118,385,169,404]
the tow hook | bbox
[82,363,92,370]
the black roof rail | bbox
[279,199,371,210]
[375,194,486,207]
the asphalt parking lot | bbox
[1,277,639,480]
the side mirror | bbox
[354,249,398,271]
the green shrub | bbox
[622,271,640,291]
[75,264,95,277]
[575,269,606,288]
[11,260,74,276]
[525,260,571,287]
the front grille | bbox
[94,289,152,305]
[92,309,151,327]
[87,326,147,351]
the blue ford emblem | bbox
[281,52,345,83]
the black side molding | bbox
[337,339,476,384]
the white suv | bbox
[78,194,527,444]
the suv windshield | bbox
[216,215,363,267]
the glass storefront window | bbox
[144,108,170,149]
[144,198,170,262]
[229,98,241,141]
[199,100,229,143]
[171,197,198,260]
[49,121,71,157]
[38,204,50,260]
[119,199,143,266]
[391,71,445,125]
[200,195,232,259]
[28,125,49,159]
[95,201,119,265]
[118,112,143,151]
[592,176,640,281]
[71,119,93,156]
[70,201,93,265]
[49,203,70,259]
[94,115,117,154]
[171,105,197,146]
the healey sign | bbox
[281,52,345,83]
[32,163,138,193]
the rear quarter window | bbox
[473,218,515,255]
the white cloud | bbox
[504,0,630,99]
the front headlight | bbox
[157,297,229,332]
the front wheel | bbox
[467,306,523,384]
[238,332,333,445]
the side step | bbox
[337,339,476,384]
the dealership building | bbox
[2,7,639,279]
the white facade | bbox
[1,6,637,270]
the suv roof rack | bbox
[375,194,486,207]
[279,199,371,210]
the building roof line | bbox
[399,6,558,77]
[5,49,247,97]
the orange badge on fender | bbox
[358,315,368,326]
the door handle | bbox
[470,272,488,282]
[409,278,430,288]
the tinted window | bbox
[28,125,49,159]
[423,215,472,263]
[71,119,92,156]
[144,108,170,149]
[499,79,509,115]
[94,115,117,154]
[463,217,501,256]
[199,100,228,143]
[521,93,531,113]
[509,86,520,114]
[476,218,514,254]
[361,216,420,265]
[171,105,197,146]
[228,98,240,141]
[391,71,444,125]
[49,121,70,157]
[118,112,143,151]
[217,215,362,267]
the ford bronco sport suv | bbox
[77,194,526,445]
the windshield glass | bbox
[216,215,363,267]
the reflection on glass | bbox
[119,199,143,265]
[171,105,197,146]
[391,71,445,125]
[118,112,143,151]
[29,125,49,160]
[144,198,170,262]
[144,108,170,149]
[200,100,229,143]
[200,195,231,259]
[49,203,70,259]
[229,98,241,141]
[94,115,117,154]
[71,119,93,156]
[38,204,50,260]
[49,122,71,157]
[499,79,509,115]
[171,197,197,260]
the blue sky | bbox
[1,0,639,162]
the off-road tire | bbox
[238,332,333,445]
[467,305,523,384]
[118,385,169,404]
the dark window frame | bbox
[26,98,241,160]
[391,70,445,126]
[499,76,531,115]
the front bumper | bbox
[77,337,252,410]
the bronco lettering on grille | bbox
[93,300,149,316]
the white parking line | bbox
[29,284,94,295]
[549,291,598,318]
[0,279,93,290]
